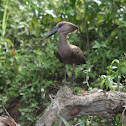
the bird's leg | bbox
[73,64,75,94]
[64,64,66,85]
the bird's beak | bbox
[45,27,58,39]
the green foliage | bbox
[0,0,126,125]
[100,59,126,91]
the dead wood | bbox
[0,116,20,126]
[36,86,126,126]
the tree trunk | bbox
[36,86,126,126]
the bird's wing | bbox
[71,45,86,64]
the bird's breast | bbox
[58,45,72,64]
[58,46,69,58]
[58,44,86,65]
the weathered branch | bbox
[36,86,126,126]
[0,116,20,126]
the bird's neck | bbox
[59,33,69,45]
[58,33,70,57]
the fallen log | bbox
[36,86,126,126]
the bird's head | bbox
[45,21,78,39]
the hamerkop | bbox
[45,21,86,93]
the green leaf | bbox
[101,78,106,86]
[57,106,70,126]
[4,39,13,47]
[80,119,85,126]
[32,18,40,27]
[57,113,70,126]
[113,60,119,65]
[111,29,118,37]
[0,109,4,113]
[18,66,22,72]
[120,66,126,75]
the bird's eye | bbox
[59,24,63,28]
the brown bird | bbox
[45,21,86,93]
